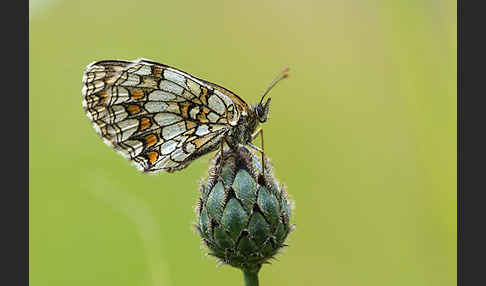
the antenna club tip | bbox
[282,66,290,78]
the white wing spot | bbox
[148,90,176,101]
[167,103,180,114]
[159,80,183,95]
[107,105,128,123]
[145,102,168,113]
[133,65,152,75]
[160,140,177,155]
[162,121,187,140]
[208,95,225,115]
[182,90,195,100]
[207,112,220,123]
[122,73,140,86]
[154,113,182,126]
[214,89,233,107]
[117,119,139,141]
[164,69,187,88]
[111,87,130,104]
[185,142,196,153]
[186,79,201,96]
[195,125,210,136]
[171,148,191,162]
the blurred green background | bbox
[30,0,456,285]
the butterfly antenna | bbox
[260,67,290,104]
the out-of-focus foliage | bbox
[30,1,456,285]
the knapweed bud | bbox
[195,145,294,272]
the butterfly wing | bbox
[82,58,247,173]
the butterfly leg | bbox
[217,134,230,176]
[218,137,224,174]
[249,127,266,176]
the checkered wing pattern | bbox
[82,58,248,173]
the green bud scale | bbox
[195,145,294,273]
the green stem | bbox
[242,265,261,286]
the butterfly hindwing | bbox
[82,58,246,173]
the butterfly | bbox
[82,58,288,173]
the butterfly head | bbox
[255,67,289,124]
[256,97,271,123]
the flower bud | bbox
[195,145,294,271]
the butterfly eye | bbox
[256,103,267,123]
[256,104,264,118]
[256,98,271,123]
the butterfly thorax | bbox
[226,105,260,148]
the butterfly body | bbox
[82,58,280,173]
[227,106,260,148]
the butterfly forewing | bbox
[82,58,247,173]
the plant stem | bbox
[242,265,261,286]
